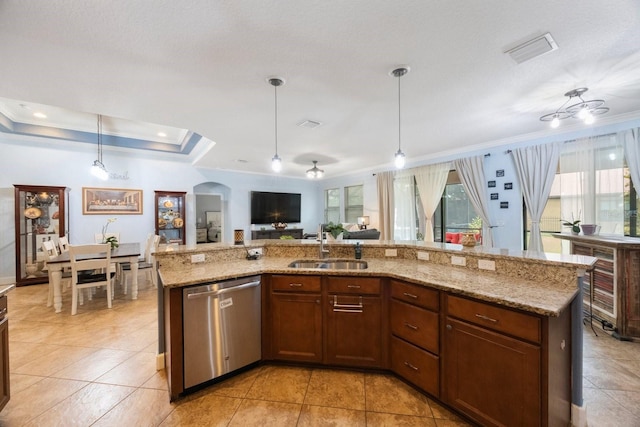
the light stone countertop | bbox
[158,256,580,317]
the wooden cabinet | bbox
[325,277,385,368]
[267,275,322,363]
[196,228,207,243]
[155,191,186,245]
[389,280,440,397]
[442,294,565,427]
[14,185,70,286]
[251,229,303,240]
[0,296,10,411]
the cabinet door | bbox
[0,316,9,412]
[325,295,383,368]
[443,317,541,427]
[155,191,186,245]
[270,293,322,362]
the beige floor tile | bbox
[9,373,44,394]
[208,365,263,398]
[160,393,242,426]
[365,373,432,417]
[603,389,640,418]
[246,365,311,403]
[142,369,169,391]
[23,382,135,427]
[228,399,301,427]
[584,387,640,427]
[298,404,366,426]
[366,411,437,426]
[51,348,135,381]
[304,368,366,410]
[9,341,63,371]
[0,377,87,425]
[95,351,157,387]
[92,388,177,427]
[584,356,640,391]
[12,345,97,377]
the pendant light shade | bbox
[90,114,109,180]
[268,77,285,172]
[306,160,324,179]
[391,66,409,169]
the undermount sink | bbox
[288,259,368,270]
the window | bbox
[344,185,363,224]
[324,188,340,223]
[433,171,481,243]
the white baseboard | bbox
[572,403,588,427]
[156,353,165,371]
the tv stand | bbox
[251,229,303,240]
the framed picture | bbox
[82,187,143,215]
[488,180,496,188]
[496,169,505,177]
[490,193,499,200]
[500,201,509,209]
[504,182,513,190]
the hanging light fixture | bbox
[306,160,324,179]
[267,77,285,172]
[90,114,109,180]
[390,66,409,169]
[539,88,609,129]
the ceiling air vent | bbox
[505,32,558,64]
[297,120,322,129]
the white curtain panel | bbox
[453,155,494,247]
[621,128,640,196]
[394,171,418,240]
[511,142,560,253]
[414,162,451,242]
[376,171,395,240]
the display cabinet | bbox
[14,185,70,286]
[155,191,186,245]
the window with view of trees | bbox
[344,185,363,224]
[324,188,340,224]
[433,172,482,243]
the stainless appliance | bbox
[182,275,261,389]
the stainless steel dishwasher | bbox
[182,275,261,389]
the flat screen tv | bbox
[250,191,301,224]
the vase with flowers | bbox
[101,217,119,249]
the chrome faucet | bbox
[319,223,330,259]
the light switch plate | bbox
[385,249,398,257]
[451,255,466,266]
[417,251,430,261]
[191,253,205,263]
[478,259,496,271]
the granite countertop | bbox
[0,284,15,297]
[159,257,579,317]
[553,233,640,248]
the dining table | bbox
[46,242,141,313]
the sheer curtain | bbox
[453,155,494,247]
[394,171,417,240]
[621,128,640,195]
[414,162,451,242]
[560,134,624,234]
[376,171,395,240]
[511,142,560,252]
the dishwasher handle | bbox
[186,280,261,299]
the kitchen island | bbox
[156,240,595,427]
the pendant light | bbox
[539,88,608,128]
[268,77,285,172]
[390,67,409,169]
[90,114,109,180]
[306,160,324,179]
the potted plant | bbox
[561,218,581,234]
[323,222,346,239]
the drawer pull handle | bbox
[0,308,6,318]
[333,308,363,313]
[475,313,498,323]
[404,361,419,371]
[404,322,418,331]
[403,292,418,299]
[347,285,361,289]
[289,283,303,287]
[332,295,363,311]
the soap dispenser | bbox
[354,242,362,259]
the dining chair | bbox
[121,234,160,293]
[68,243,115,315]
[58,235,70,252]
[93,233,120,281]
[42,240,71,307]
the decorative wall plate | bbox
[172,218,184,228]
[24,207,42,219]
[158,218,167,229]
[163,200,174,208]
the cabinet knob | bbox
[446,324,452,330]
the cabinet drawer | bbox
[391,336,439,398]
[391,300,439,354]
[446,295,541,344]
[271,275,321,293]
[391,280,439,311]
[326,277,381,295]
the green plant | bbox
[561,218,581,233]
[279,235,294,240]
[469,216,483,230]
[324,222,346,238]
[104,235,119,249]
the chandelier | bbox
[90,114,109,180]
[539,88,608,128]
[306,160,324,179]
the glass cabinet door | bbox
[14,185,70,286]
[155,191,186,244]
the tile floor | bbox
[1,280,639,426]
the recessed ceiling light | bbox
[157,132,167,137]
[33,112,47,119]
